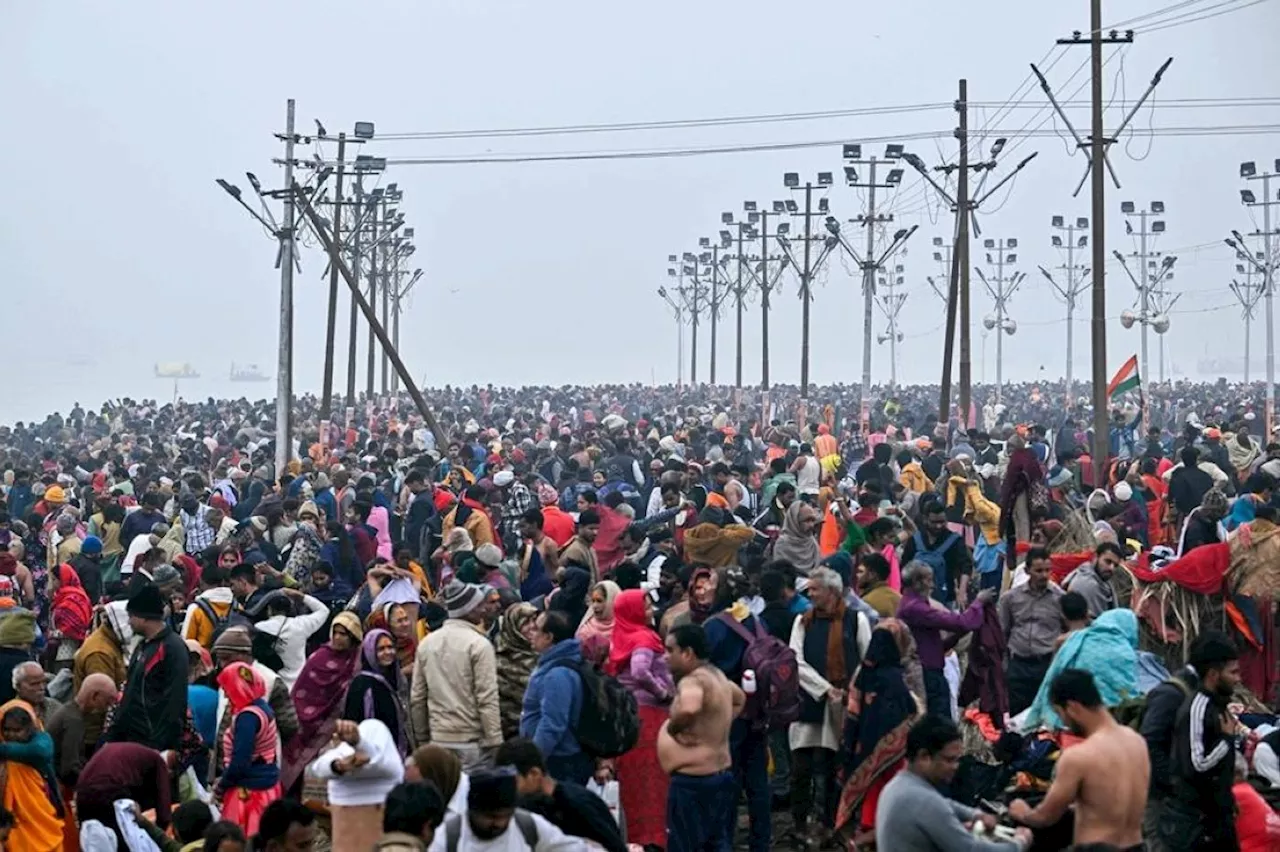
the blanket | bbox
[1022,609,1139,730]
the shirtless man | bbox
[1009,668,1149,850]
[659,623,744,852]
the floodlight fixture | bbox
[783,172,800,188]
[682,252,696,262]
[1007,238,1018,248]
[885,143,904,159]
[1151,201,1165,213]
[699,237,710,247]
[722,212,734,224]
[353,121,375,139]
[773,201,786,213]
[817,198,829,214]
[1242,189,1257,204]
[1152,221,1166,233]
[785,199,799,213]
[699,252,712,263]
[748,212,759,223]
[403,227,415,238]
[933,252,943,261]
[933,236,944,246]
[720,230,733,244]
[893,228,909,241]
[1241,161,1257,178]
[386,183,398,193]
[777,222,791,235]
[1007,253,1018,263]
[1077,217,1089,229]
[817,172,833,186]
[744,201,757,212]
[824,217,840,236]
[886,169,904,185]
[1052,236,1063,247]
[1121,201,1135,213]
[1078,236,1088,247]
[1052,216,1064,228]
[984,239,995,249]
[844,167,858,184]
[990,138,1007,157]
[843,143,862,160]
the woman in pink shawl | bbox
[575,580,620,666]
[368,503,394,561]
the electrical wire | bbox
[1134,0,1273,32]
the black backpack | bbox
[445,810,537,851]
[193,599,255,648]
[552,659,640,758]
[251,626,286,672]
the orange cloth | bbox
[0,699,63,852]
[962,708,1002,743]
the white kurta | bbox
[788,611,871,751]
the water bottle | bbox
[742,669,757,695]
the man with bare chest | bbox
[1009,668,1149,850]
[658,624,744,852]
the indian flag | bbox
[1107,355,1141,400]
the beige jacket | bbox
[410,619,502,748]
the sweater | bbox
[875,769,1019,852]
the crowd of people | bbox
[0,376,1276,851]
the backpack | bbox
[444,810,537,852]
[551,659,640,758]
[1122,676,1193,731]
[912,530,961,598]
[715,614,801,732]
[194,599,254,649]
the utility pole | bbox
[841,145,915,432]
[974,239,1025,401]
[660,262,686,387]
[738,202,791,404]
[1231,241,1268,383]
[775,174,839,419]
[347,172,365,405]
[718,214,754,391]
[707,244,727,385]
[1114,202,1172,383]
[320,132,346,419]
[366,192,380,400]
[680,249,712,384]
[1040,215,1091,407]
[1228,159,1280,437]
[390,257,422,396]
[903,82,1037,427]
[875,266,907,386]
[926,237,954,310]
[1052,19,1161,486]
[275,100,297,477]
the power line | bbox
[1134,0,1273,32]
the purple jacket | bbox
[896,588,985,671]
[617,647,674,708]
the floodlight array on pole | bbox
[1039,215,1090,407]
[1114,202,1174,384]
[975,238,1024,402]
[1226,158,1280,437]
[876,264,907,387]
[1230,243,1268,383]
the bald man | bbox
[47,672,118,787]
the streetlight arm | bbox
[875,225,918,267]
[974,152,1039,208]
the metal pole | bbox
[366,200,380,399]
[690,269,700,384]
[346,174,362,404]
[938,219,962,423]
[275,99,296,478]
[760,211,772,390]
[294,184,448,448]
[735,228,744,389]
[800,183,814,406]
[710,246,719,385]
[1265,172,1275,439]
[1089,0,1111,486]
[860,161,878,433]
[1139,211,1149,385]
[996,242,1005,400]
[321,133,346,419]
[677,305,684,388]
[381,247,390,396]
[1066,226,1075,405]
[889,303,899,387]
[1246,309,1252,385]
[957,79,973,429]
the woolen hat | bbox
[126,583,167,621]
[442,579,484,619]
[81,536,103,556]
[475,544,503,568]
[212,626,254,655]
[468,766,519,811]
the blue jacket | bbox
[314,487,338,524]
[520,639,584,759]
[702,611,762,683]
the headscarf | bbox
[686,567,720,625]
[411,744,463,805]
[606,589,664,676]
[576,580,621,666]
[51,563,93,642]
[0,699,64,846]
[772,501,821,574]
[354,628,407,747]
[548,566,591,627]
[496,603,540,738]
[281,611,364,790]
[217,661,267,714]
[844,627,916,780]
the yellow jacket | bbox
[945,477,1002,545]
[900,462,933,495]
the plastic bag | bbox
[586,778,621,826]
[178,766,221,819]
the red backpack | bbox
[716,614,801,731]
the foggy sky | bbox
[2,0,1277,424]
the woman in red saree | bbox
[280,611,363,795]
[49,563,93,671]
[835,622,920,849]
[215,663,282,836]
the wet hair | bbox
[1049,668,1103,709]
[907,715,961,760]
[1060,591,1089,623]
[668,624,709,660]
